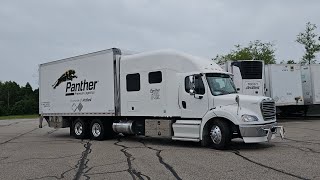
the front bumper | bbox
[239,122,285,143]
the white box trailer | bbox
[39,48,283,149]
[301,64,320,105]
[223,60,316,115]
[220,60,265,96]
[40,50,117,116]
[265,64,304,106]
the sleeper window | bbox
[126,73,140,91]
[149,71,162,84]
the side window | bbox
[126,73,140,91]
[185,75,205,95]
[185,77,191,93]
[149,71,162,84]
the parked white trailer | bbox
[220,60,265,96]
[223,60,318,116]
[39,48,284,149]
[301,64,320,105]
[265,64,304,106]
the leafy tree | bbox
[0,81,21,108]
[0,81,39,116]
[213,40,276,64]
[296,22,320,64]
[21,82,33,96]
[280,60,296,64]
[11,98,37,115]
[287,60,296,64]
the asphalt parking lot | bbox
[0,118,320,180]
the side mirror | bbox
[189,75,195,85]
[188,75,196,95]
[189,89,195,95]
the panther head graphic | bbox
[52,69,77,89]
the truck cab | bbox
[176,72,281,148]
[118,50,283,149]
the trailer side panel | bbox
[39,50,115,116]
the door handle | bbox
[182,101,186,109]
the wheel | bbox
[208,120,231,150]
[73,118,89,139]
[90,119,105,140]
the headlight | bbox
[241,114,259,122]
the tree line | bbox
[214,22,320,65]
[0,81,38,116]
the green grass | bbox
[0,114,39,120]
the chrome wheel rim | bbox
[92,123,101,137]
[210,125,222,144]
[74,122,83,136]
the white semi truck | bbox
[39,48,284,149]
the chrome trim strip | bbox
[112,48,122,116]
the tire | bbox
[73,118,89,139]
[208,120,231,150]
[90,119,105,140]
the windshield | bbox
[206,73,237,96]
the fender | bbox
[200,107,239,140]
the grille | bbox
[261,100,276,121]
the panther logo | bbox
[52,69,77,89]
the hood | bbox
[213,94,275,123]
[213,94,271,107]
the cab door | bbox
[179,74,209,118]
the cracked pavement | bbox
[0,119,320,180]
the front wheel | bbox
[209,120,231,150]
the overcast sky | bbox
[1,0,320,88]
